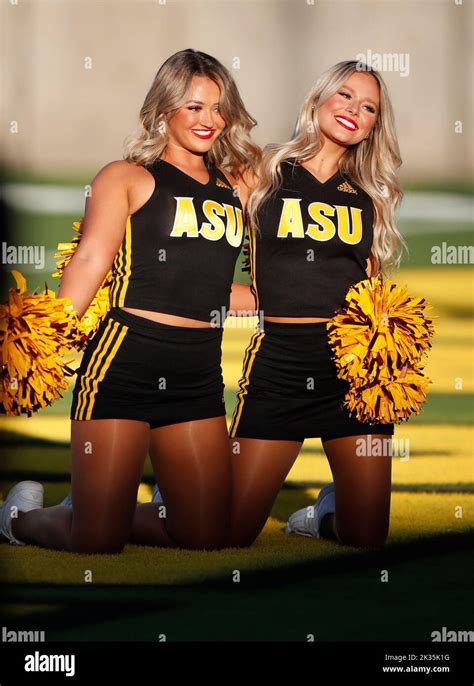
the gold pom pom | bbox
[327,277,437,424]
[53,218,112,349]
[343,365,432,424]
[0,270,78,416]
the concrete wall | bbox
[1,0,472,181]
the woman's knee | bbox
[227,516,265,548]
[168,522,229,551]
[70,525,128,554]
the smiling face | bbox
[317,71,380,147]
[166,75,226,155]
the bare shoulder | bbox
[90,159,156,215]
[91,159,149,188]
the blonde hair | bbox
[247,60,406,277]
[123,49,261,178]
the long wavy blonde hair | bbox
[247,60,406,277]
[123,49,261,178]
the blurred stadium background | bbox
[0,0,472,640]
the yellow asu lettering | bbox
[170,197,199,237]
[307,202,336,241]
[277,199,304,238]
[277,198,364,245]
[224,204,244,248]
[335,205,363,244]
[171,197,243,246]
[201,200,226,240]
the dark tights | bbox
[13,425,390,552]
[12,416,232,553]
[129,416,232,550]
[229,434,392,548]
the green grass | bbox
[1,543,472,641]
[1,485,473,586]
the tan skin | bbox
[226,72,402,548]
[12,76,244,552]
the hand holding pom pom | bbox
[0,270,79,416]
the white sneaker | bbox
[151,484,163,504]
[285,483,335,539]
[0,481,44,545]
[59,492,73,507]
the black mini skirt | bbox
[70,307,226,429]
[229,320,395,442]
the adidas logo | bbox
[216,177,232,190]
[337,181,357,194]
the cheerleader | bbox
[227,60,407,548]
[0,49,259,553]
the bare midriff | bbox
[120,308,332,327]
[119,307,212,328]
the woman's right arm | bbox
[58,160,131,319]
[228,282,257,315]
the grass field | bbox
[0,208,473,640]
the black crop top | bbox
[109,157,244,321]
[244,160,373,317]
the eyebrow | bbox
[183,99,220,106]
[341,86,379,108]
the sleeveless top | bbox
[109,157,245,321]
[244,160,374,317]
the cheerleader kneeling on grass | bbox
[226,60,434,548]
[0,48,260,553]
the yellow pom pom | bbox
[327,277,437,424]
[53,218,113,349]
[0,270,79,416]
[343,367,432,424]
